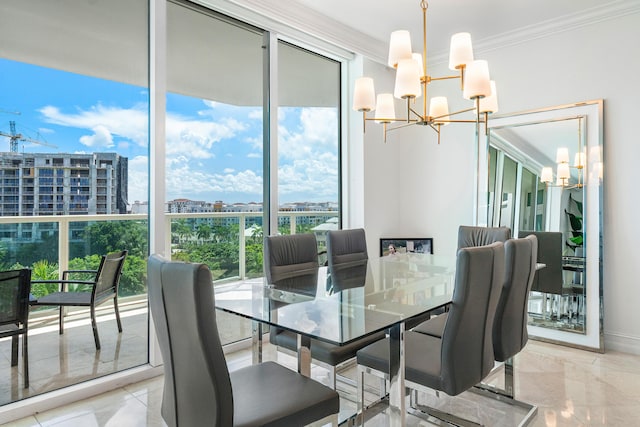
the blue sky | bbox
[0,59,338,205]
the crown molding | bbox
[430,0,640,65]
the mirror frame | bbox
[479,100,604,351]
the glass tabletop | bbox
[214,253,455,346]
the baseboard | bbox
[604,332,640,355]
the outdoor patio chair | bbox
[30,250,127,350]
[0,269,32,388]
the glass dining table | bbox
[214,253,456,426]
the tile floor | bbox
[3,337,640,426]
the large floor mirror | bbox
[478,100,603,351]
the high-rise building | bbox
[0,152,128,216]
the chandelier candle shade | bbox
[352,0,498,143]
[541,116,585,188]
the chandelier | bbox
[541,117,585,189]
[352,0,498,143]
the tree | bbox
[80,221,147,258]
[172,219,192,244]
[196,223,213,242]
[246,223,263,244]
[27,259,59,298]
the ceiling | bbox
[287,0,620,59]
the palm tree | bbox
[196,223,213,242]
[172,219,192,244]
[247,224,263,244]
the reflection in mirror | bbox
[482,101,603,351]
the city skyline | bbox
[0,58,339,206]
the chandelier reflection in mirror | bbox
[352,0,499,143]
[540,116,594,189]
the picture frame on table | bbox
[380,238,434,257]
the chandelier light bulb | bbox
[541,167,553,183]
[557,162,571,180]
[353,77,376,112]
[394,58,422,99]
[556,147,570,164]
[429,96,450,125]
[449,32,474,70]
[388,30,412,68]
[375,93,396,123]
[479,81,499,114]
[463,60,491,99]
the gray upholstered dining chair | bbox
[147,255,340,427]
[326,228,368,269]
[356,242,505,426]
[413,235,539,422]
[266,233,384,389]
[30,250,127,350]
[0,268,32,388]
[492,234,538,363]
[414,235,536,341]
[458,225,511,249]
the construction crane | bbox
[0,120,58,152]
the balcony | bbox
[0,210,337,407]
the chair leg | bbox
[23,331,29,389]
[11,335,18,366]
[357,369,365,427]
[113,296,123,333]
[59,305,64,334]
[91,305,101,350]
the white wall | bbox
[361,12,640,353]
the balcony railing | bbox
[0,210,338,282]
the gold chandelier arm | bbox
[429,74,461,82]
[387,121,421,132]
[408,106,425,121]
[428,123,442,144]
[364,117,416,123]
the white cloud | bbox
[165,115,246,160]
[165,165,262,200]
[79,124,114,148]
[278,156,338,199]
[223,168,235,173]
[39,104,148,147]
[278,107,338,161]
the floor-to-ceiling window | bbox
[0,0,149,404]
[277,42,341,255]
